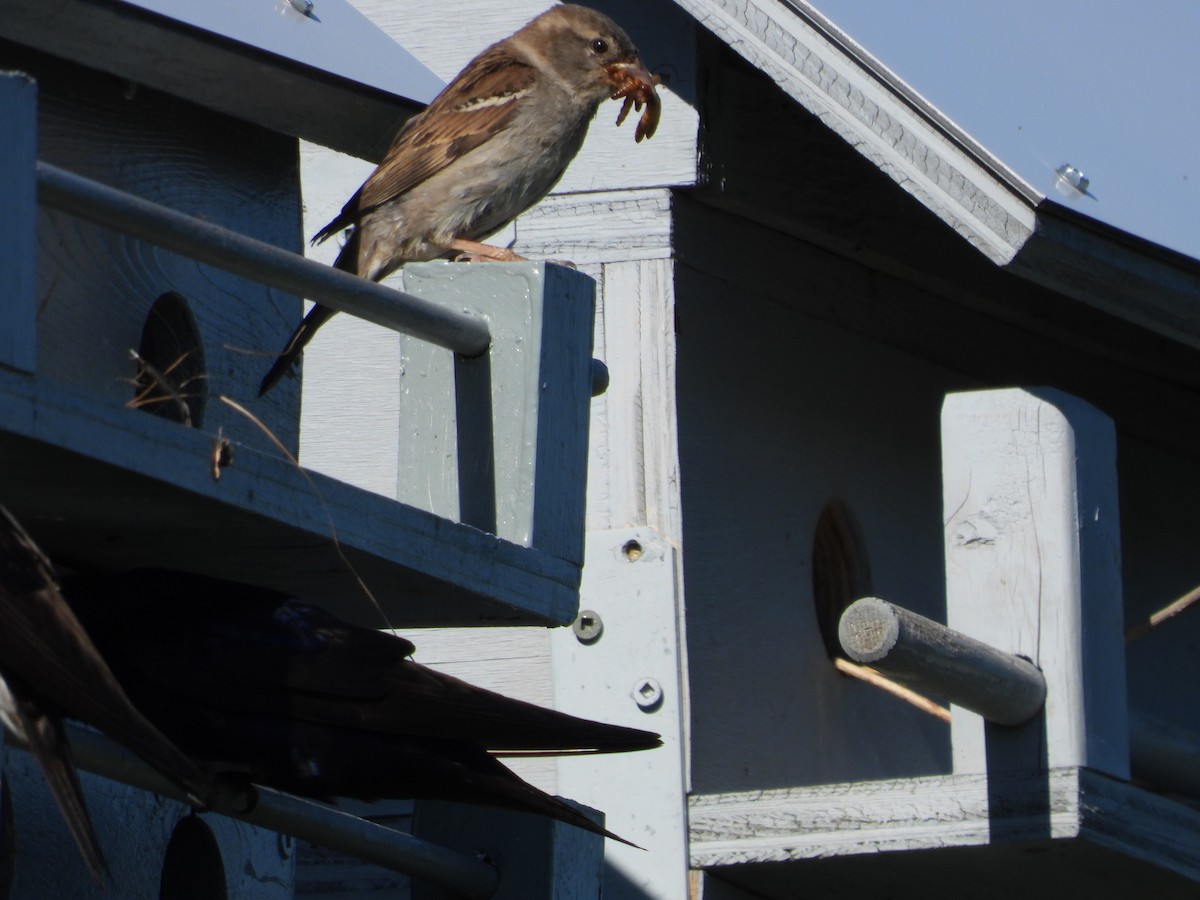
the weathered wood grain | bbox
[838,597,1046,726]
[690,767,1200,881]
[0,368,581,628]
[942,389,1128,778]
[17,45,305,455]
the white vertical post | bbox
[549,527,691,899]
[941,388,1128,778]
[0,72,37,373]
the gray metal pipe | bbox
[12,724,499,899]
[838,596,1047,726]
[35,162,491,358]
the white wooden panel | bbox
[589,259,682,539]
[676,259,955,795]
[404,627,556,792]
[515,190,673,266]
[690,769,1084,867]
[294,143,403,493]
[346,0,698,193]
[689,767,1200,879]
[550,527,690,899]
[941,388,1128,778]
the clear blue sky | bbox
[810,0,1200,261]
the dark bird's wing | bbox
[0,507,213,881]
[0,676,104,881]
[65,569,658,845]
[66,569,659,753]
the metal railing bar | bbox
[35,162,491,358]
[10,724,499,898]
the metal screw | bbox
[632,678,663,711]
[573,609,603,643]
[622,540,643,561]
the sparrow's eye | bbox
[590,38,609,54]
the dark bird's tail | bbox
[0,505,214,883]
[5,690,108,882]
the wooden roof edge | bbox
[0,0,440,161]
[676,0,1200,342]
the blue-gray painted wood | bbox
[37,162,491,358]
[1,744,295,898]
[397,262,596,566]
[0,73,36,373]
[21,46,304,456]
[0,367,579,627]
[411,799,602,899]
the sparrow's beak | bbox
[605,59,656,94]
[605,60,661,142]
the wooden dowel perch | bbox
[838,597,1047,727]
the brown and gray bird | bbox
[64,569,661,846]
[0,506,212,882]
[259,3,660,395]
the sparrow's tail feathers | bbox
[257,304,336,397]
[259,226,359,396]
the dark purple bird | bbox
[63,569,659,845]
[0,508,212,882]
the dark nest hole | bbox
[811,498,873,660]
[134,292,208,427]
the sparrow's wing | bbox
[313,46,536,243]
[0,509,211,806]
[0,679,106,881]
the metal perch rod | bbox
[11,724,500,899]
[36,162,492,358]
[838,596,1046,726]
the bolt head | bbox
[632,678,663,710]
[573,609,603,642]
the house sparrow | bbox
[0,507,211,881]
[65,568,660,845]
[259,3,660,395]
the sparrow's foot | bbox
[449,239,526,262]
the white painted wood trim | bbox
[688,768,1200,880]
[941,388,1128,779]
[672,0,1038,264]
[550,527,691,898]
[690,768,1084,867]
